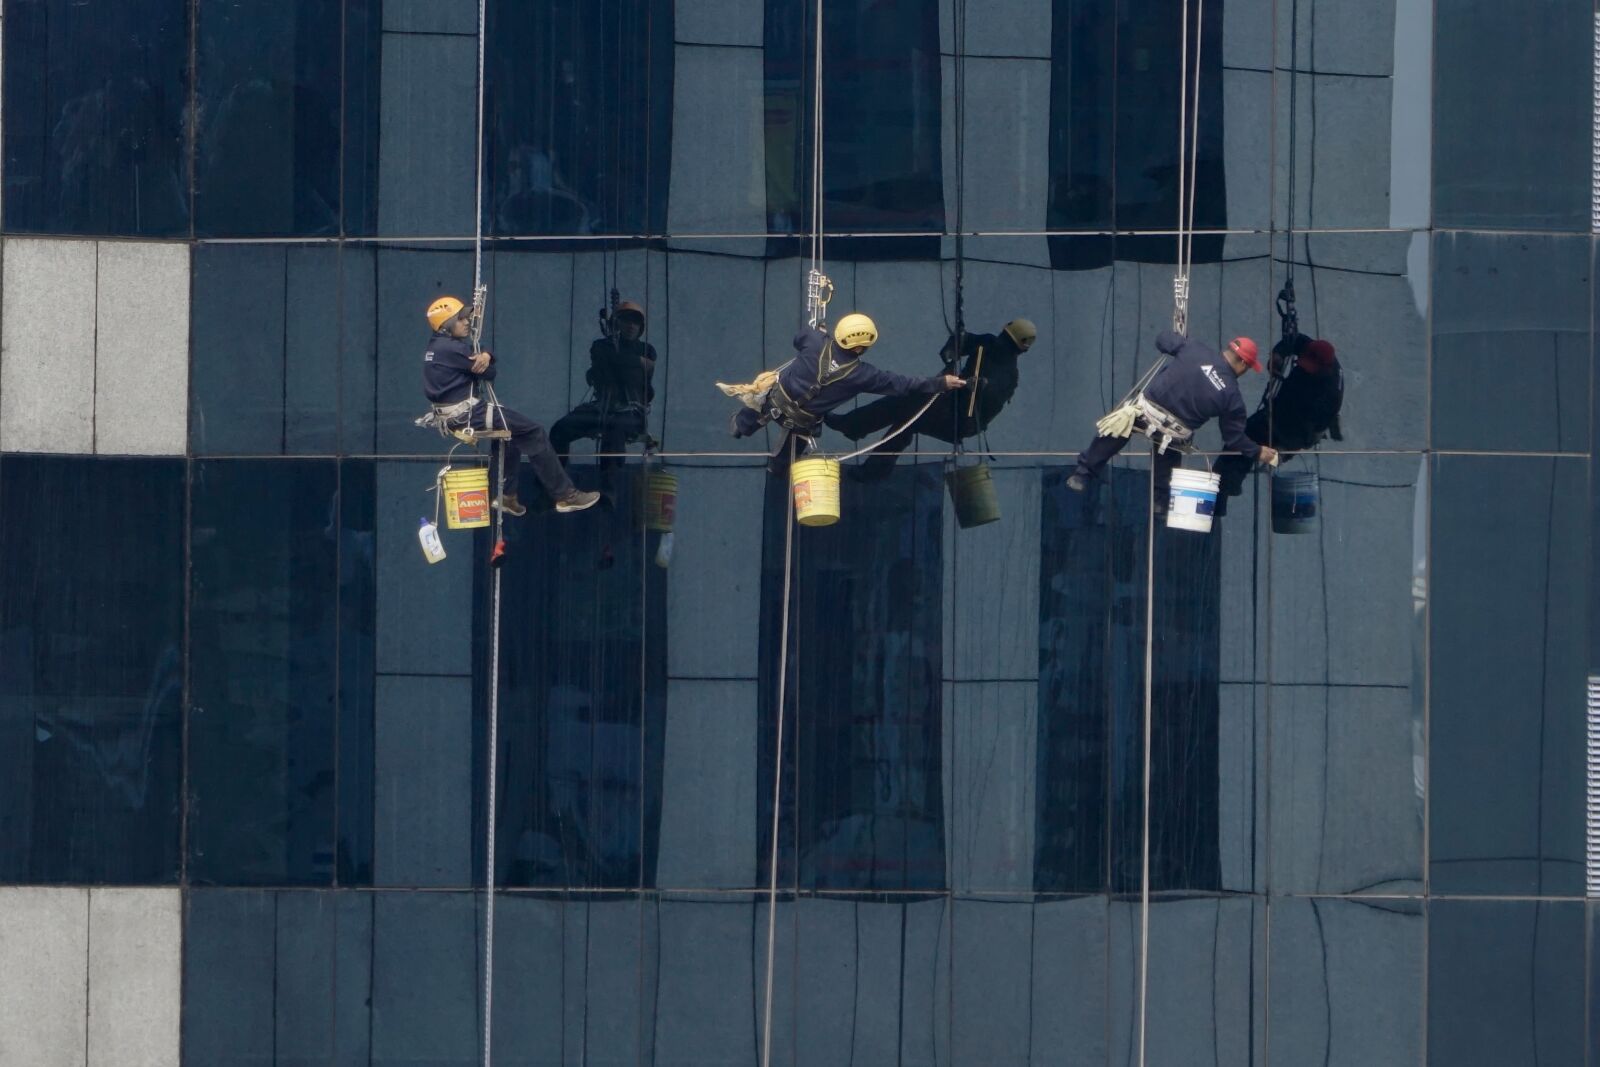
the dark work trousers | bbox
[1074,433,1183,506]
[472,403,574,503]
[842,395,974,481]
[550,402,648,469]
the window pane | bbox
[0,456,183,884]
[3,0,189,236]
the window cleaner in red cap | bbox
[1067,330,1278,510]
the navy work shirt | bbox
[1143,330,1261,460]
[423,334,494,404]
[777,325,945,418]
[587,336,658,409]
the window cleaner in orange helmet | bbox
[1067,330,1277,510]
[422,295,600,516]
[718,313,966,472]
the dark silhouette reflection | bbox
[1216,333,1343,514]
[758,465,946,890]
[485,469,666,888]
[551,299,658,471]
[1038,467,1221,893]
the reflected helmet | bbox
[427,296,465,332]
[834,313,878,350]
[614,300,646,326]
[1301,339,1336,368]
[1003,318,1038,349]
[1227,336,1261,372]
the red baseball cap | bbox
[1228,337,1261,372]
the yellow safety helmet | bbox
[1004,317,1038,349]
[427,295,465,332]
[834,312,878,351]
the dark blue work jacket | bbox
[1144,330,1261,460]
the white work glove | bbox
[1095,403,1139,439]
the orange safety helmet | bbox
[427,295,465,332]
[613,300,646,325]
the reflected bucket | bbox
[1271,470,1319,534]
[642,470,678,532]
[946,462,1001,529]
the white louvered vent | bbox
[1588,675,1600,895]
[1592,13,1600,231]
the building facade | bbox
[0,0,1593,1063]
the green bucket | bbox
[946,462,1001,529]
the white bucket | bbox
[1271,471,1319,534]
[1166,467,1221,533]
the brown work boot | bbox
[554,488,601,513]
[493,494,528,517]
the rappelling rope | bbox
[472,0,501,1059]
[1141,0,1206,1062]
[762,4,827,1064]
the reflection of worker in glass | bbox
[1214,336,1343,512]
[551,300,658,470]
[827,318,1036,479]
[1068,331,1277,507]
[719,313,966,473]
[421,296,599,516]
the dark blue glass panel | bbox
[1432,233,1590,452]
[2,0,189,235]
[1430,455,1587,895]
[486,467,665,888]
[0,456,183,884]
[189,245,287,454]
[1434,0,1591,230]
[194,0,341,237]
[484,0,673,237]
[758,464,946,890]
[342,0,382,236]
[183,889,374,1065]
[337,461,377,885]
[764,0,943,238]
[1040,465,1223,893]
[1047,0,1117,234]
[1269,897,1423,1064]
[370,892,480,1063]
[189,459,339,885]
[1429,900,1585,1066]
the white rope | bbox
[761,436,799,1067]
[1144,0,1205,1061]
[834,392,942,463]
[471,0,499,1061]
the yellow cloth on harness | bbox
[1095,402,1139,439]
[716,368,781,411]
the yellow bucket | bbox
[643,470,678,532]
[791,457,841,526]
[441,466,491,529]
[946,463,1001,529]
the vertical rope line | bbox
[1175,0,1190,271]
[810,0,825,272]
[474,0,496,1062]
[473,0,488,292]
[762,436,800,1067]
[1183,0,1205,282]
[1137,446,1157,1067]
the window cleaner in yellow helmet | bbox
[827,317,1037,480]
[422,295,600,516]
[717,313,965,472]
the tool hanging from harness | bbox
[1095,393,1195,453]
